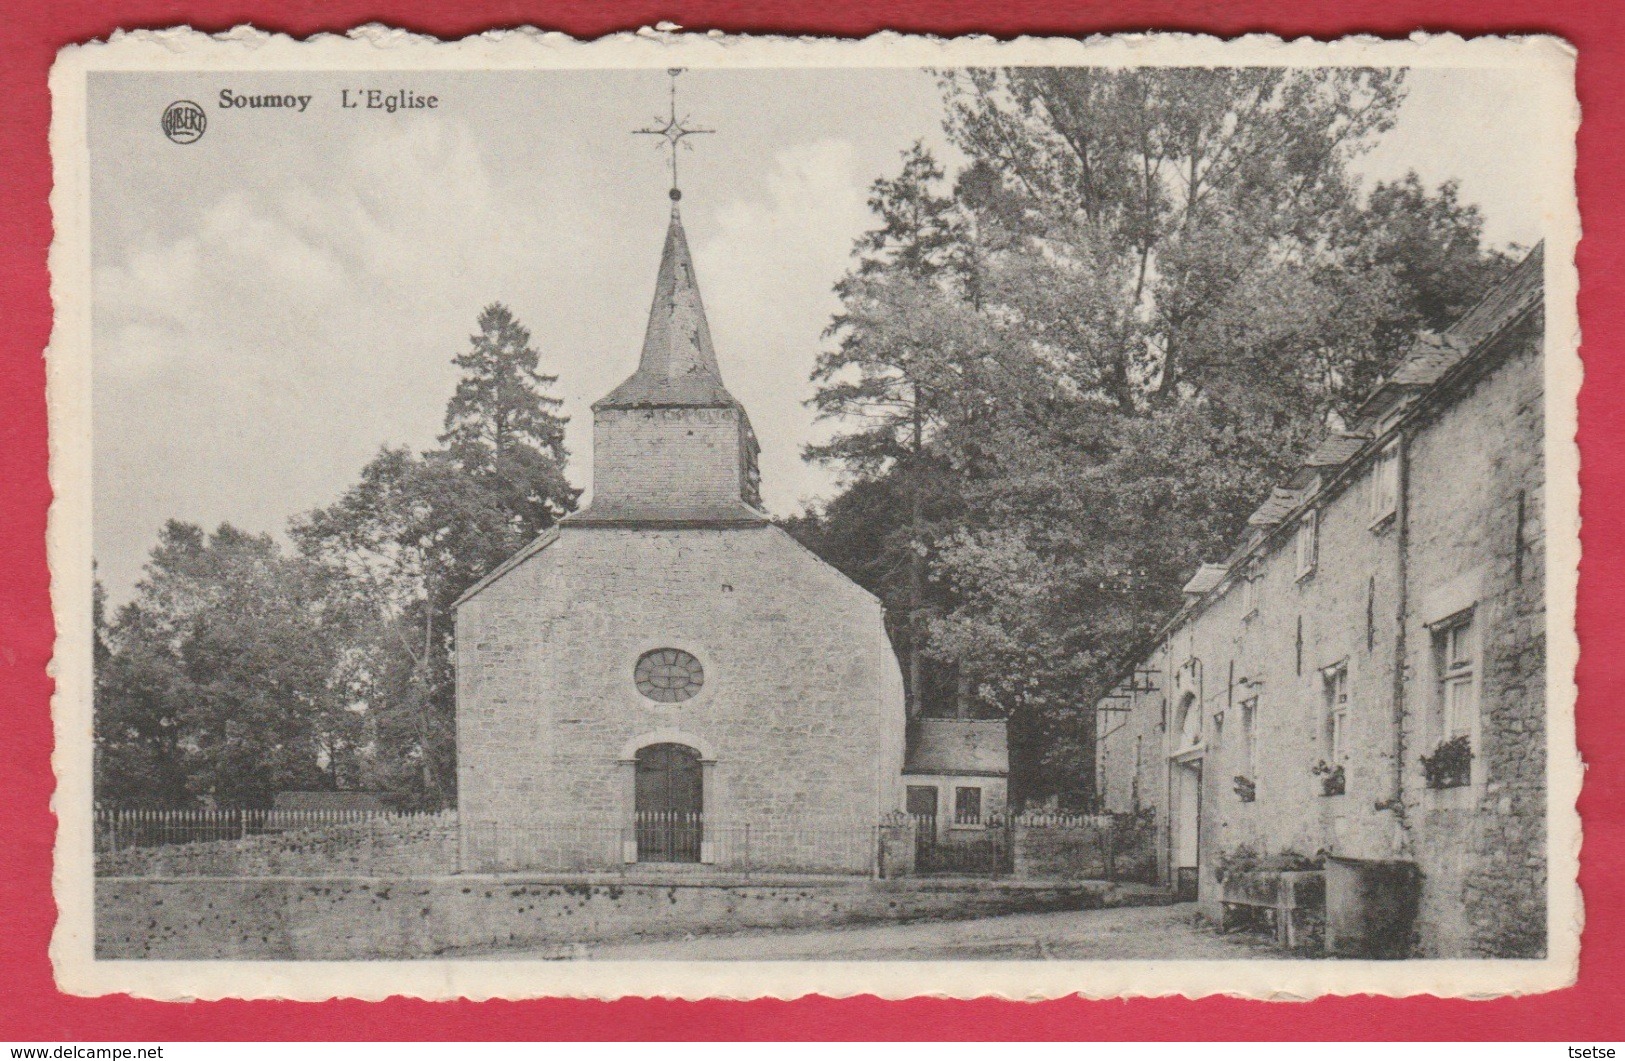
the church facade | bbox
[453,204,907,875]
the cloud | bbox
[92,115,526,605]
[95,189,346,383]
[700,139,873,513]
[278,118,515,285]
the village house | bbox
[903,718,1010,839]
[1095,245,1547,958]
[453,198,908,875]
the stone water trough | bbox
[1218,870,1325,951]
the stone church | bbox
[453,201,907,874]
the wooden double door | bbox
[634,742,703,863]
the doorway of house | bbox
[1172,758,1203,901]
[635,742,703,862]
[906,784,939,861]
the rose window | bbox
[634,648,705,703]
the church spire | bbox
[596,205,736,409]
[568,71,762,525]
[598,70,732,411]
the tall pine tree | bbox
[803,144,1004,719]
[293,302,577,805]
[441,302,579,538]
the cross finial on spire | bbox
[634,68,713,202]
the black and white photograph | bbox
[46,29,1580,1000]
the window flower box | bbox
[1312,760,1345,797]
[1421,733,1473,790]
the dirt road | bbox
[488,903,1287,961]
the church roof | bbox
[564,500,768,526]
[596,206,738,410]
[452,528,559,608]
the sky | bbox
[89,66,1558,606]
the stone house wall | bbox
[456,523,907,875]
[1097,287,1545,957]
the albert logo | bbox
[160,100,206,144]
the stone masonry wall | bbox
[96,813,458,877]
[97,875,1149,960]
[457,524,907,874]
[1010,816,1157,882]
[1098,313,1545,957]
[591,406,747,512]
[1402,318,1546,958]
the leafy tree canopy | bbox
[95,522,355,807]
[803,68,1515,805]
[98,303,577,808]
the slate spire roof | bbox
[597,205,738,410]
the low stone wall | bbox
[96,874,1169,960]
[1010,815,1157,882]
[96,812,458,877]
[877,820,916,877]
[876,813,1158,882]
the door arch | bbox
[634,742,703,863]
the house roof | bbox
[1182,563,1229,597]
[1353,244,1543,424]
[596,206,739,411]
[1305,432,1371,469]
[1447,241,1544,348]
[1247,487,1302,527]
[904,718,1010,776]
[1287,431,1372,487]
[1388,332,1472,388]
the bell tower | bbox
[567,71,764,527]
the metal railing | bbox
[94,807,1156,881]
[94,807,443,853]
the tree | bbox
[806,144,1006,717]
[440,303,578,538]
[293,303,577,805]
[803,69,1515,806]
[95,522,354,807]
[292,447,527,803]
[95,304,577,808]
[941,67,1413,423]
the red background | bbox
[1,0,1619,1041]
